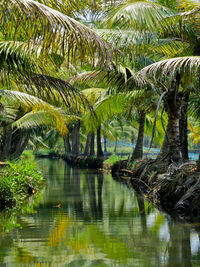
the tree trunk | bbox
[157,77,184,164]
[197,154,200,171]
[0,126,30,160]
[179,93,189,162]
[131,111,145,160]
[64,135,71,153]
[11,131,30,159]
[90,132,95,156]
[166,110,182,163]
[72,120,80,156]
[157,128,169,160]
[103,136,107,153]
[84,132,92,156]
[114,141,117,153]
[97,126,103,157]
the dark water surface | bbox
[0,158,200,266]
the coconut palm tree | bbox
[0,0,115,159]
[0,90,72,160]
[103,0,200,164]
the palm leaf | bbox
[106,0,175,32]
[137,56,200,80]
[12,109,70,136]
[2,0,113,65]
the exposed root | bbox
[112,158,200,220]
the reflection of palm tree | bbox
[64,163,71,192]
[167,221,192,267]
[72,168,83,216]
[85,172,98,219]
[97,173,104,220]
[135,192,147,233]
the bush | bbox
[0,157,44,210]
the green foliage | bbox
[0,156,44,210]
[104,154,128,165]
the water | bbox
[0,158,200,266]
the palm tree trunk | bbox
[166,111,182,163]
[131,111,145,160]
[103,136,107,153]
[11,131,30,159]
[197,154,200,171]
[97,126,103,157]
[114,141,117,153]
[158,93,189,163]
[179,93,189,162]
[159,77,183,164]
[0,127,29,160]
[72,120,80,156]
[157,129,169,160]
[84,132,92,156]
[64,135,71,153]
[90,132,95,156]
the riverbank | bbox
[34,149,128,170]
[0,153,45,210]
[111,158,200,220]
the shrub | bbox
[0,157,44,210]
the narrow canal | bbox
[0,158,200,266]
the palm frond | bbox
[137,56,200,81]
[84,93,130,131]
[106,0,175,31]
[0,90,51,109]
[177,0,200,12]
[82,88,107,104]
[2,0,113,65]
[12,109,70,136]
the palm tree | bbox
[104,0,200,164]
[0,0,115,159]
[0,90,71,159]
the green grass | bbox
[103,154,128,170]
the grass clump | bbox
[0,155,45,210]
[103,154,128,171]
[104,154,128,165]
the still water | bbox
[0,158,200,266]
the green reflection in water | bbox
[0,158,199,266]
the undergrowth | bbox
[0,153,45,210]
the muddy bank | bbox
[62,155,104,168]
[112,159,200,220]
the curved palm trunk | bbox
[131,111,145,161]
[72,120,80,156]
[97,126,103,157]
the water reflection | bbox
[167,221,192,267]
[0,159,199,266]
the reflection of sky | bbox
[191,233,200,254]
[159,222,170,242]
[146,213,157,227]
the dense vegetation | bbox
[0,152,44,209]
